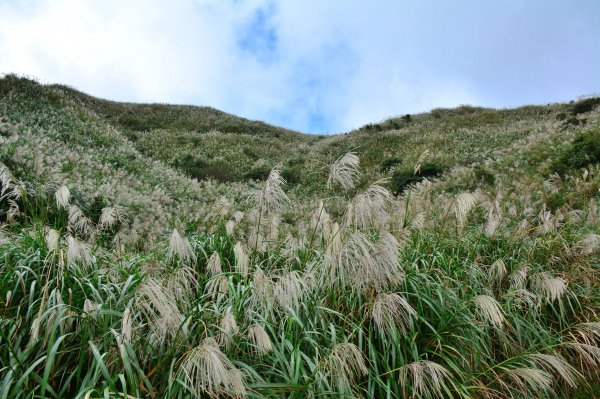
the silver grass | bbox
[587,198,598,225]
[180,337,247,398]
[219,308,239,348]
[67,205,94,236]
[250,268,274,313]
[504,288,537,309]
[166,265,198,303]
[452,192,477,230]
[327,152,359,190]
[205,275,229,300]
[98,206,127,230]
[505,368,552,393]
[247,323,272,355]
[574,233,600,256]
[66,236,94,267]
[6,200,20,222]
[249,168,289,213]
[530,272,567,303]
[55,185,71,209]
[509,265,529,288]
[323,343,367,394]
[225,220,235,236]
[473,294,505,327]
[398,360,453,399]
[528,353,579,388]
[372,293,416,335]
[207,252,222,276]
[274,271,306,311]
[346,182,392,229]
[488,259,507,286]
[137,278,185,341]
[483,210,500,237]
[233,242,249,277]
[45,228,60,252]
[233,211,244,222]
[0,162,15,199]
[413,149,430,175]
[571,322,600,345]
[167,229,196,265]
[121,307,132,344]
[564,342,600,368]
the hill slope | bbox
[1,74,599,398]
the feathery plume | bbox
[453,192,477,230]
[180,337,247,398]
[327,152,359,190]
[121,307,132,344]
[528,353,579,388]
[205,275,229,300]
[250,267,274,313]
[225,220,235,236]
[530,272,567,303]
[398,360,453,399]
[473,294,505,327]
[66,236,94,267]
[505,368,552,394]
[99,206,127,230]
[274,271,306,311]
[67,205,94,236]
[249,168,289,213]
[55,185,71,209]
[372,293,416,335]
[45,228,60,252]
[219,308,239,348]
[207,252,222,276]
[233,242,249,277]
[488,259,507,286]
[137,278,186,341]
[575,233,600,256]
[346,182,392,229]
[247,323,272,355]
[322,343,367,394]
[167,229,196,265]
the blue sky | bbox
[1,0,599,134]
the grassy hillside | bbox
[1,74,599,398]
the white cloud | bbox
[1,0,598,133]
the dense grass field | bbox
[1,74,599,398]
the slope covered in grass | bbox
[1,74,599,398]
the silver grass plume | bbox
[487,259,507,286]
[327,152,359,190]
[247,323,272,355]
[528,353,579,388]
[473,294,505,327]
[0,162,15,200]
[322,343,367,394]
[180,337,247,398]
[98,206,127,230]
[372,292,416,335]
[505,368,552,394]
[452,192,477,230]
[205,275,229,300]
[233,242,249,277]
[219,308,239,348]
[137,278,186,341]
[398,360,453,399]
[67,205,94,236]
[167,229,196,266]
[121,307,132,344]
[55,185,71,209]
[45,228,60,252]
[249,167,289,213]
[530,272,567,303]
[273,270,306,311]
[413,149,430,175]
[574,233,600,256]
[225,220,235,236]
[250,267,274,314]
[346,182,392,229]
[66,235,94,267]
[207,252,222,276]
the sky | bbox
[0,0,599,134]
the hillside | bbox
[1,74,600,398]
